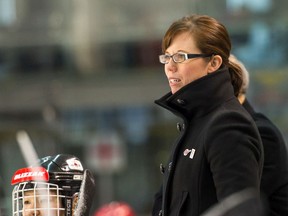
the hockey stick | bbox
[16,130,39,166]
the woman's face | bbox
[164,32,212,94]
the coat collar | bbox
[242,99,255,115]
[155,67,236,120]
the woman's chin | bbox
[171,86,181,94]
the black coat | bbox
[243,100,288,216]
[153,67,264,216]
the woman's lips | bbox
[169,78,181,84]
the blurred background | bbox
[0,0,288,215]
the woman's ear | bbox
[207,55,222,73]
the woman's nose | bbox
[165,60,177,73]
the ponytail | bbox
[228,60,243,97]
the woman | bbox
[153,14,264,216]
[231,54,288,216]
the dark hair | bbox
[162,14,243,96]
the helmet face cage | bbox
[12,182,65,216]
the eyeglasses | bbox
[159,52,212,64]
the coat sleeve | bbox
[254,113,288,214]
[254,113,288,194]
[205,111,263,201]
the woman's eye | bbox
[175,53,185,61]
[164,55,170,61]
